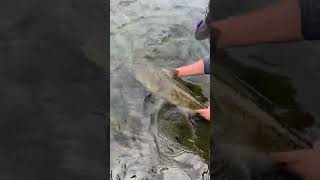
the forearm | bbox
[176,56,210,77]
[176,60,204,77]
[210,0,303,48]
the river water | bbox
[110,0,210,179]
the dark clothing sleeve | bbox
[203,55,211,74]
[300,0,320,40]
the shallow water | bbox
[110,0,320,179]
[110,0,210,179]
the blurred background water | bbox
[211,0,320,179]
[0,0,106,179]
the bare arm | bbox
[210,0,303,48]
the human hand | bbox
[194,107,210,121]
[270,149,320,180]
[175,59,208,77]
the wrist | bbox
[203,56,211,74]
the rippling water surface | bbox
[110,0,210,179]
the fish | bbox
[128,50,210,161]
[131,49,208,111]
